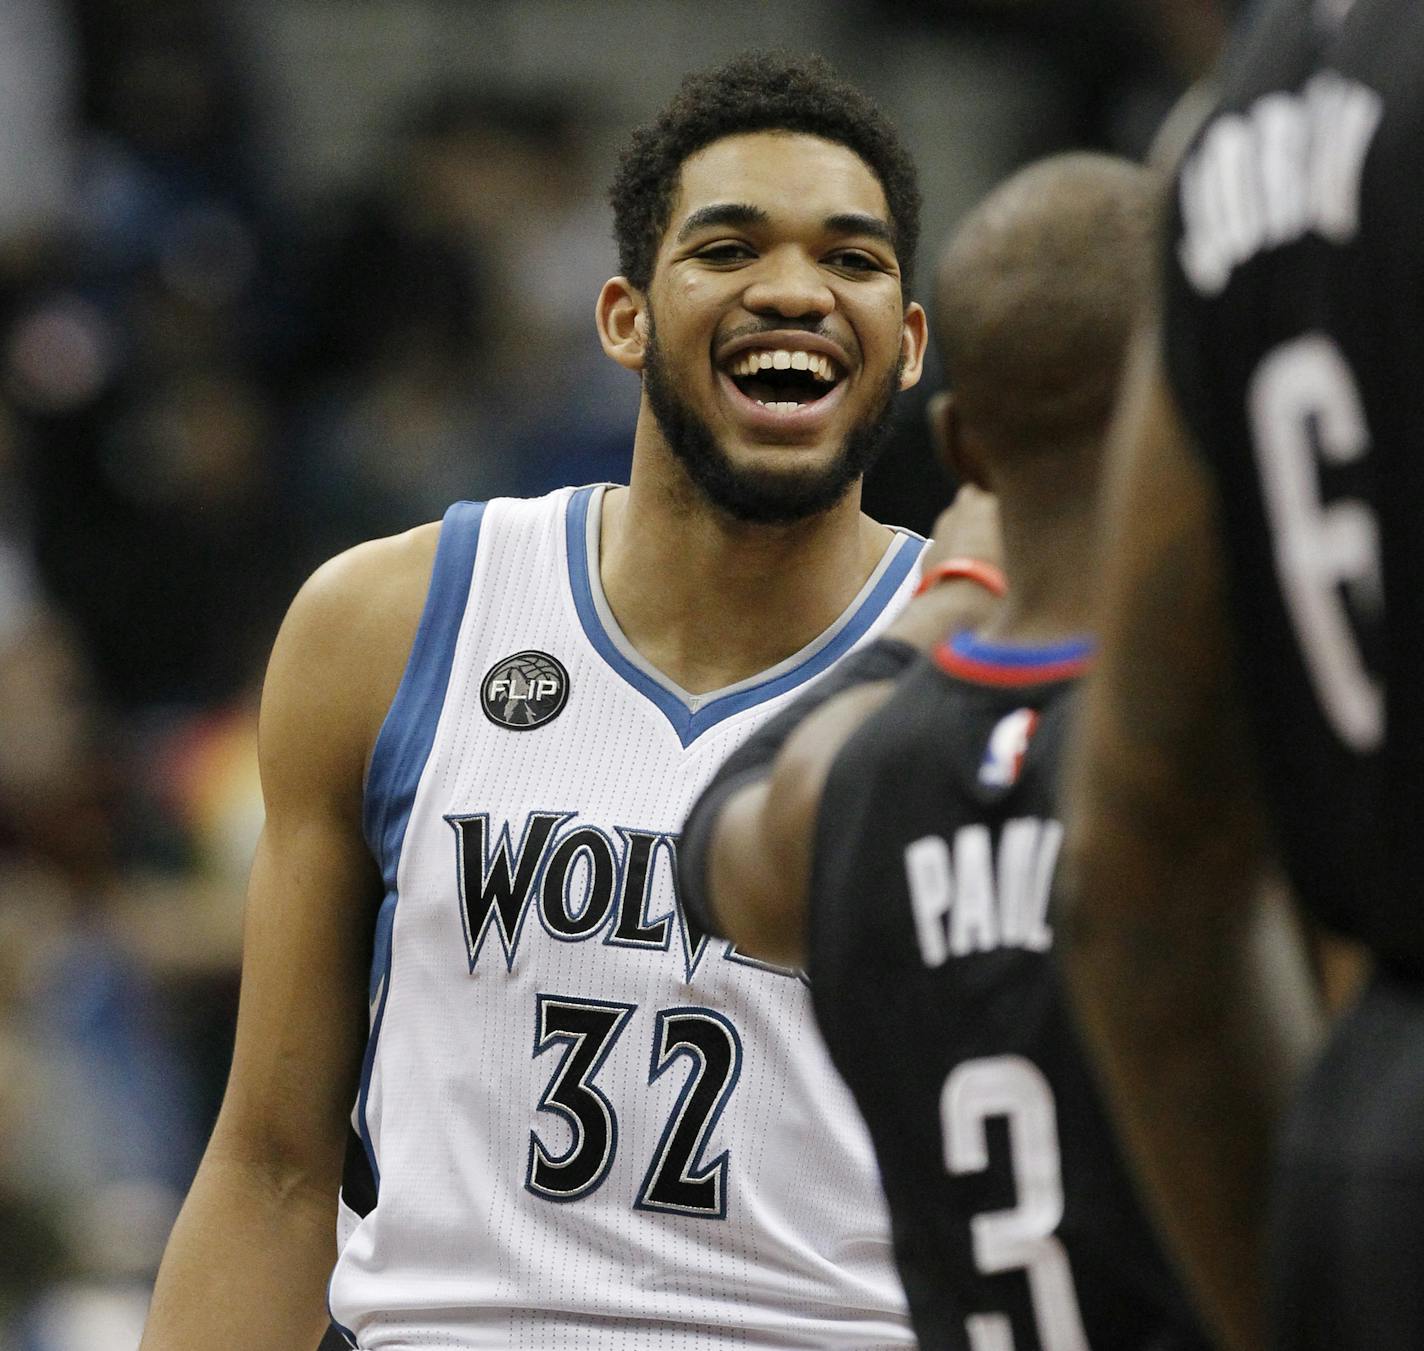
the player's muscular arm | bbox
[142,527,437,1351]
[710,680,894,968]
[1058,338,1322,1351]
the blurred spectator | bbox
[0,0,75,249]
[17,357,295,710]
[1,0,289,713]
[287,85,637,561]
[0,599,202,1350]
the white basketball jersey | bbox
[328,485,925,1349]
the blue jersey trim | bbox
[362,500,486,877]
[948,630,1097,671]
[355,500,485,1196]
[565,486,923,747]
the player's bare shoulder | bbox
[260,523,442,816]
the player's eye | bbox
[696,242,756,264]
[826,250,882,273]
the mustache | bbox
[714,319,853,358]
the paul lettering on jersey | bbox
[1178,71,1383,297]
[902,818,1061,966]
[447,811,799,981]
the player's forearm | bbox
[141,1145,338,1351]
[679,643,914,957]
[1055,342,1313,1347]
[708,779,802,963]
[1061,809,1321,1351]
[707,679,896,966]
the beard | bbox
[642,323,901,525]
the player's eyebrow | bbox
[675,204,897,253]
[822,212,896,249]
[675,203,771,243]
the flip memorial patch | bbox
[481,650,570,730]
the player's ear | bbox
[597,277,648,372]
[928,390,990,490]
[896,301,929,391]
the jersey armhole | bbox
[362,501,486,883]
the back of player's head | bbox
[609,51,921,295]
[935,153,1156,462]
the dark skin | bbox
[705,152,1148,974]
[1058,330,1325,1351]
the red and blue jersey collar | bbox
[933,630,1096,687]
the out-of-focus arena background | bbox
[0,2,1233,1345]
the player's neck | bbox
[597,474,894,696]
[979,494,1099,647]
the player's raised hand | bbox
[886,482,1004,649]
[922,481,1003,573]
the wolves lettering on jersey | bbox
[903,818,1060,966]
[448,810,779,982]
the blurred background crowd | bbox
[0,1,1237,1345]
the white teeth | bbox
[758,400,802,412]
[728,348,841,381]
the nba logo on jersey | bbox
[979,708,1038,787]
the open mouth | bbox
[723,347,844,412]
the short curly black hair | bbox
[609,51,921,297]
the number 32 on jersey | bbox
[525,994,743,1219]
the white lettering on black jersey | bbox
[1178,72,1381,296]
[904,819,1059,966]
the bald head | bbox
[935,153,1156,465]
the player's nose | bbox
[741,246,835,323]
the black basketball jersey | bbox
[1162,0,1424,971]
[808,633,1209,1351]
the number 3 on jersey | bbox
[526,995,743,1217]
[943,1055,1089,1351]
